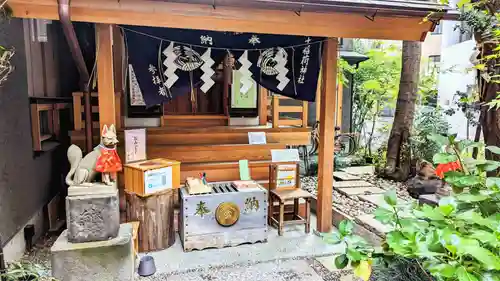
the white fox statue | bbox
[66,124,122,186]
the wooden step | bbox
[161,115,229,128]
[180,160,275,184]
[148,143,286,163]
[70,127,310,152]
[143,127,310,145]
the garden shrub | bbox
[324,134,500,281]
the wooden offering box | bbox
[124,158,181,196]
[180,182,268,252]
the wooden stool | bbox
[269,189,313,236]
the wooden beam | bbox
[336,80,343,129]
[316,70,321,122]
[30,104,42,151]
[112,25,124,94]
[302,101,308,128]
[278,119,302,127]
[115,91,123,129]
[283,106,304,113]
[223,55,231,117]
[259,87,268,125]
[72,94,82,131]
[112,25,125,130]
[10,0,433,41]
[272,95,279,128]
[317,38,338,233]
[96,23,116,132]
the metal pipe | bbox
[0,236,5,281]
[58,0,93,153]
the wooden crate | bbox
[124,158,181,196]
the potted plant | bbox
[1,262,56,281]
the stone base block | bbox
[51,224,134,281]
[66,188,119,243]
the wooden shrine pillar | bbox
[336,78,343,128]
[96,23,116,132]
[112,25,125,129]
[316,69,322,122]
[316,38,338,233]
[259,86,269,125]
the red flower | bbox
[435,160,461,179]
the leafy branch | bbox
[1,262,58,281]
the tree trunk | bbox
[125,189,176,252]
[472,114,482,159]
[480,42,500,170]
[367,99,381,157]
[384,41,422,181]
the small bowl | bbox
[137,255,156,277]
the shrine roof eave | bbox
[152,0,457,20]
[9,0,457,41]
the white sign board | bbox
[248,132,267,145]
[271,149,300,162]
[144,166,173,195]
[276,164,297,188]
[124,128,146,163]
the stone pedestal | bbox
[66,183,119,243]
[51,224,134,281]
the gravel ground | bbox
[21,239,355,281]
[300,171,416,218]
[22,234,56,268]
[359,174,415,203]
[138,258,357,281]
[301,176,377,217]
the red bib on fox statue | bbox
[96,145,122,173]
[95,124,122,185]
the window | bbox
[432,22,442,35]
[30,101,70,152]
[428,55,441,73]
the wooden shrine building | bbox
[9,0,454,233]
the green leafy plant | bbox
[418,70,439,107]
[1,262,57,281]
[352,43,401,155]
[324,135,500,281]
[373,146,388,175]
[443,89,480,128]
[411,107,450,162]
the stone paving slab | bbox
[337,186,385,196]
[145,215,343,274]
[164,259,324,281]
[341,166,375,175]
[419,194,439,206]
[355,214,393,236]
[333,180,373,188]
[357,194,387,207]
[333,172,361,181]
